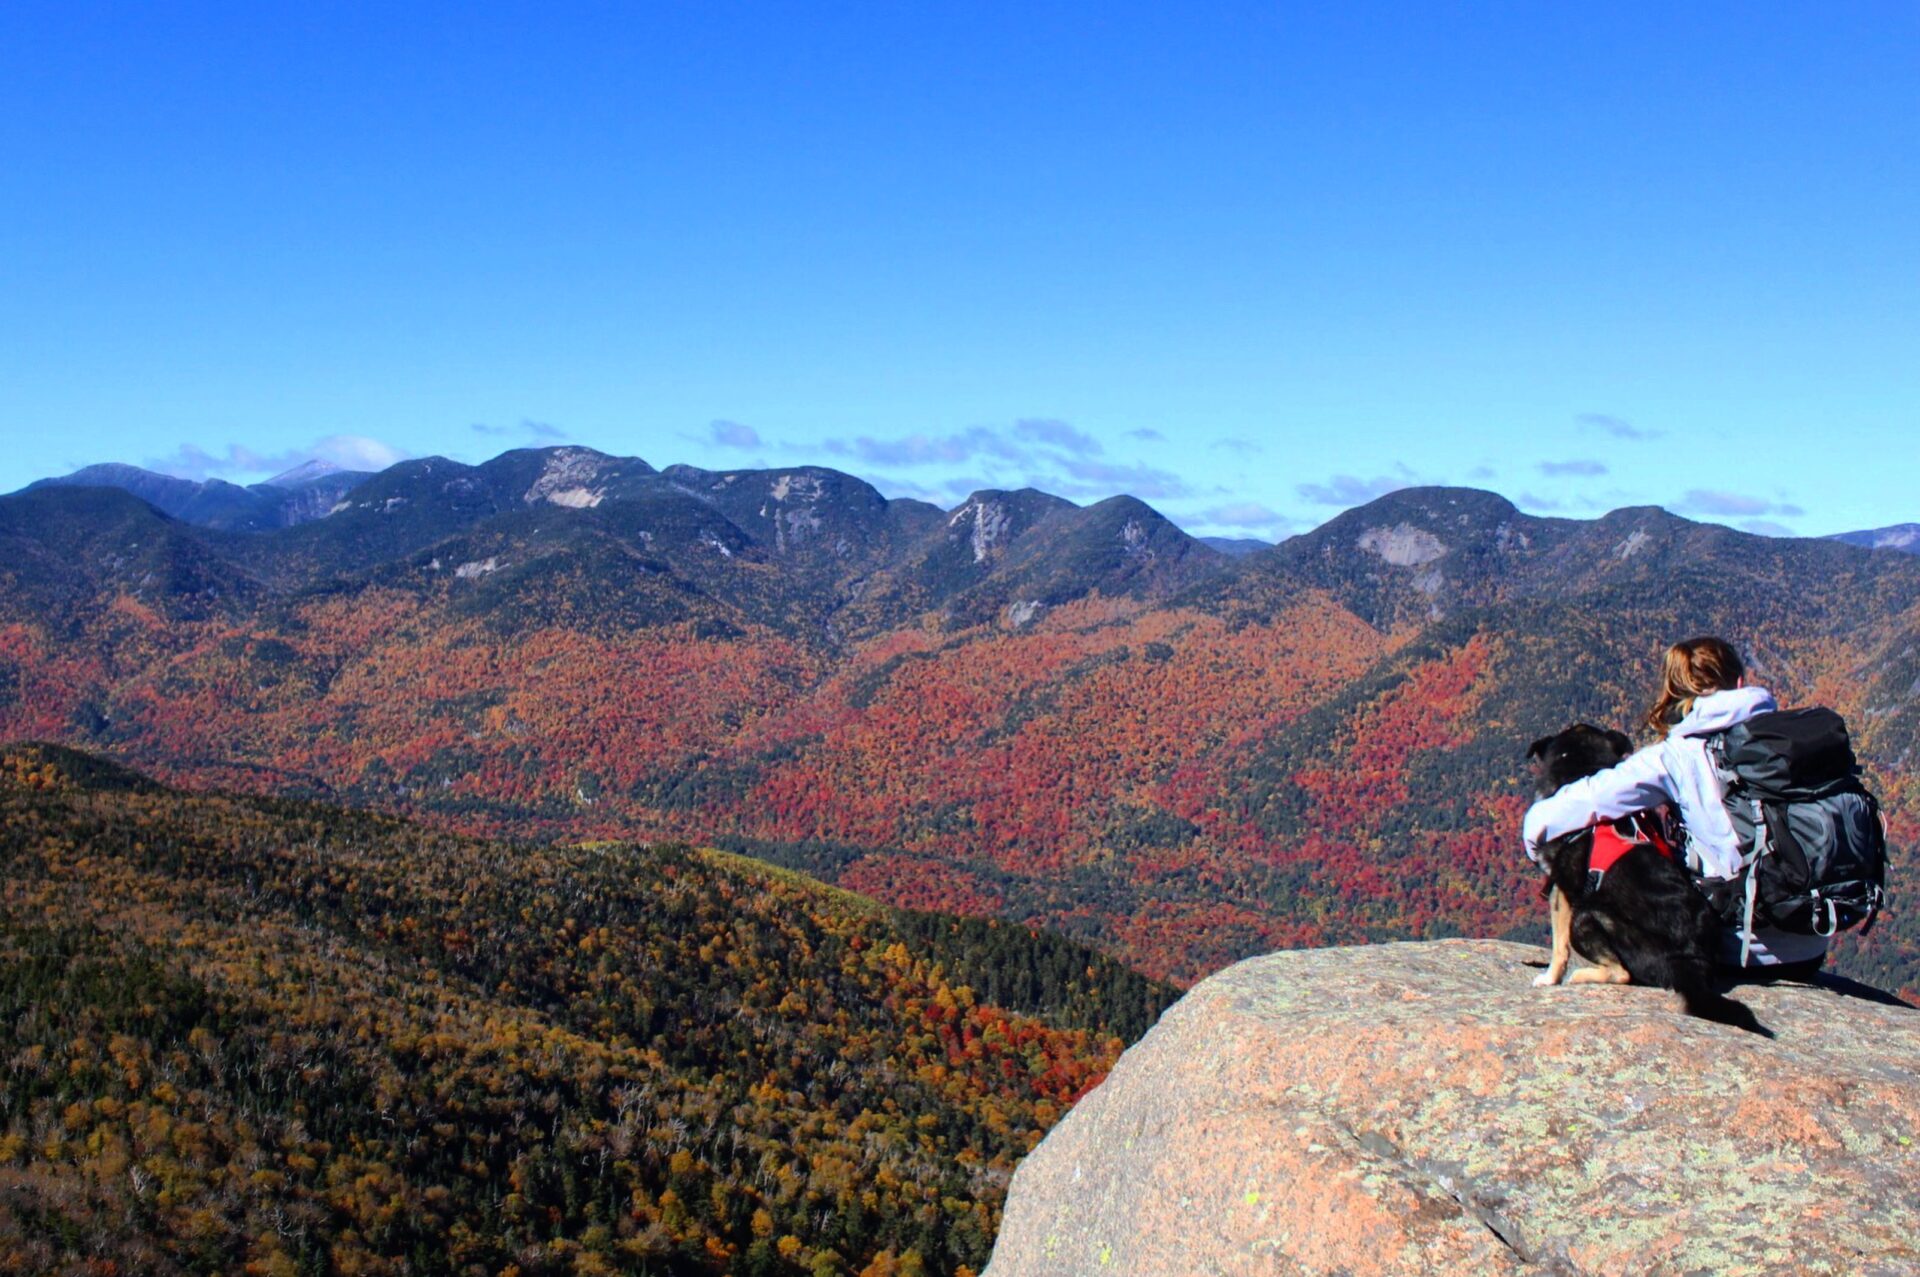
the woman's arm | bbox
[1521,744,1674,862]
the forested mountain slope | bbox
[0,743,1173,1276]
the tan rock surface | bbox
[986,940,1920,1276]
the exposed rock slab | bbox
[987,940,1920,1276]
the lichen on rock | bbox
[986,940,1920,1276]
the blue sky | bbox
[2,2,1914,539]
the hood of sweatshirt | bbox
[1674,686,1778,738]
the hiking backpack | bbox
[1702,707,1888,962]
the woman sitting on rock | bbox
[1521,634,1828,977]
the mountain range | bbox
[3,445,1917,996]
[27,459,374,532]
[18,458,1920,556]
[24,454,1920,556]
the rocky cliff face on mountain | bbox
[987,940,1920,1277]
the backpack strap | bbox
[1706,727,1769,965]
[1738,794,1769,967]
[1861,792,1886,937]
[1705,727,1737,786]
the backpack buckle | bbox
[1813,894,1840,938]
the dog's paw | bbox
[1532,970,1562,988]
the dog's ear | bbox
[1526,734,1557,789]
[1604,729,1633,759]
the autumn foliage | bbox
[0,745,1174,1275]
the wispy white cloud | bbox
[1211,437,1262,457]
[147,434,409,481]
[863,472,1028,508]
[1050,458,1191,500]
[860,473,960,504]
[822,419,1110,468]
[1676,489,1804,519]
[1539,459,1608,477]
[471,419,568,442]
[1577,412,1662,441]
[812,419,1193,504]
[707,420,762,449]
[821,426,1028,468]
[1125,428,1167,442]
[1295,468,1419,507]
[1013,418,1103,455]
[1188,500,1297,536]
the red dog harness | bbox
[1586,809,1676,892]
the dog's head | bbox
[1527,723,1632,797]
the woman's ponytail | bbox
[1645,636,1746,738]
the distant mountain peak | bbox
[944,490,1075,566]
[1350,485,1521,524]
[1832,523,1920,554]
[25,462,187,494]
[1279,486,1539,561]
[1198,535,1271,557]
[64,462,168,485]
[261,459,345,488]
[22,462,359,533]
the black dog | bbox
[1528,724,1770,1036]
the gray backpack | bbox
[1701,708,1887,962]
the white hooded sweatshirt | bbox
[1521,686,1778,880]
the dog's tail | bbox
[1672,960,1773,1038]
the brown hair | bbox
[1645,636,1746,737]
